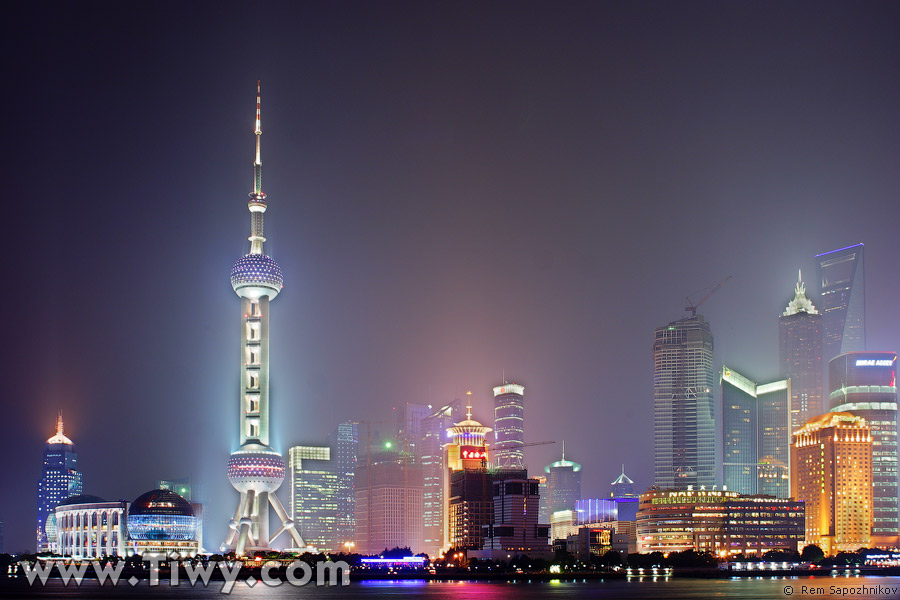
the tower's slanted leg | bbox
[257,492,270,549]
[235,489,256,556]
[225,493,247,548]
[268,491,305,549]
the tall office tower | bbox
[480,478,551,558]
[36,412,83,552]
[395,402,431,458]
[420,400,461,556]
[327,421,358,551]
[223,82,304,554]
[816,243,865,360]
[779,271,824,431]
[493,383,525,469]
[721,367,791,497]
[791,412,873,555]
[544,445,582,515]
[653,315,715,489]
[610,466,637,498]
[445,395,501,551]
[354,445,424,555]
[828,352,898,546]
[288,445,339,551]
[536,475,549,524]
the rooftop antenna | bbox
[465,391,473,420]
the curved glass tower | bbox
[223,82,305,555]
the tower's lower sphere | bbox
[227,450,286,493]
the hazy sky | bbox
[3,1,899,551]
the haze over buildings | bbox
[5,2,900,551]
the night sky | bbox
[4,1,900,552]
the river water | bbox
[3,575,899,599]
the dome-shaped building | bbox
[127,489,199,556]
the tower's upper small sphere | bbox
[231,254,283,298]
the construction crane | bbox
[521,440,555,448]
[684,275,732,316]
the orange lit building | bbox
[790,412,873,555]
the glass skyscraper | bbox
[653,315,715,489]
[779,271,824,431]
[419,400,461,556]
[544,448,582,515]
[36,413,83,552]
[828,352,898,546]
[816,243,865,360]
[721,367,791,497]
[328,421,358,550]
[493,383,526,469]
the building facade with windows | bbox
[289,445,340,551]
[816,243,865,361]
[636,489,804,556]
[653,315,715,489]
[36,413,83,552]
[420,400,461,556]
[791,412,873,554]
[827,352,898,547]
[721,366,791,497]
[493,384,526,469]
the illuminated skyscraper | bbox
[816,243,865,360]
[779,271,824,431]
[609,466,636,498]
[328,421,358,550]
[420,400,461,556]
[544,445,582,515]
[289,445,340,551]
[653,315,715,489]
[223,82,304,554]
[721,367,791,497]
[36,412,83,552]
[493,383,525,469]
[791,412,872,555]
[828,352,898,547]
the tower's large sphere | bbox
[227,450,286,493]
[231,254,283,298]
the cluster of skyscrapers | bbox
[29,87,896,561]
[652,243,899,554]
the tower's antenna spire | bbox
[56,410,64,436]
[248,79,268,255]
[562,439,566,460]
[465,391,473,420]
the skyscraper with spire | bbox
[543,443,582,516]
[223,82,305,555]
[779,271,823,431]
[36,412,82,552]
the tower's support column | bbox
[257,492,270,549]
[269,492,305,548]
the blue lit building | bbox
[36,412,83,552]
[128,489,199,556]
[544,447,582,515]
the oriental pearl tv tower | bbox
[223,82,305,555]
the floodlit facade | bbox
[636,489,804,556]
[223,82,304,554]
[54,495,127,559]
[36,412,83,552]
[653,315,715,489]
[828,352,898,546]
[127,489,200,557]
[289,445,340,551]
[478,478,551,559]
[493,383,526,469]
[721,366,791,497]
[816,243,866,360]
[779,271,824,430]
[791,412,873,555]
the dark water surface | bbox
[3,576,899,599]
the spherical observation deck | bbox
[231,254,283,299]
[227,449,286,493]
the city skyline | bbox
[5,2,900,551]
